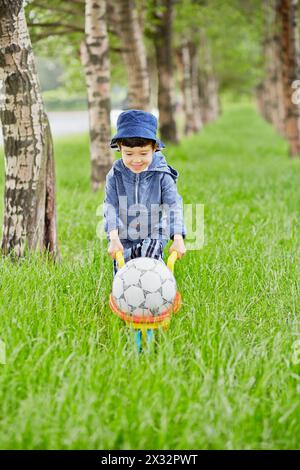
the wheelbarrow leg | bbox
[146,329,153,343]
[135,330,142,353]
[135,328,154,353]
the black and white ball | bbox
[112,257,177,317]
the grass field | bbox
[0,102,300,449]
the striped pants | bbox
[113,237,164,276]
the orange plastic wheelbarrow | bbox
[109,250,182,352]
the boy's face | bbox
[119,144,155,173]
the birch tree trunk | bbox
[198,30,220,124]
[267,34,286,136]
[258,0,286,135]
[152,0,178,144]
[113,0,150,110]
[273,31,286,136]
[176,40,202,135]
[255,82,270,122]
[148,53,158,111]
[189,40,203,132]
[262,4,276,125]
[276,0,300,157]
[81,0,114,191]
[0,0,59,259]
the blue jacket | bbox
[103,151,186,249]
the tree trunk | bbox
[189,40,203,132]
[273,33,286,136]
[152,0,178,144]
[255,82,270,122]
[276,0,300,157]
[113,0,150,110]
[198,30,220,124]
[259,0,286,135]
[176,40,202,135]
[0,0,59,259]
[81,0,114,191]
[43,112,59,255]
[148,53,158,111]
[270,29,286,136]
[263,9,277,126]
[261,1,276,125]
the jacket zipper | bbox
[135,174,140,232]
[135,174,139,204]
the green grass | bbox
[1,102,300,449]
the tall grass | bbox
[0,102,300,449]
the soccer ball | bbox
[112,257,177,317]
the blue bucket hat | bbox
[110,109,165,151]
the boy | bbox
[103,109,186,275]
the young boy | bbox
[103,109,186,275]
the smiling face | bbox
[119,143,156,173]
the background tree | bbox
[25,0,299,159]
[198,28,220,124]
[276,0,300,157]
[27,0,126,190]
[176,38,203,135]
[173,0,221,132]
[80,0,114,191]
[256,0,300,157]
[145,0,178,144]
[108,0,151,110]
[256,0,286,136]
[0,0,59,259]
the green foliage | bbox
[35,57,64,91]
[25,0,267,99]
[174,0,265,94]
[25,0,85,93]
[0,102,300,449]
[26,0,128,95]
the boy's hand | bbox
[108,238,124,259]
[108,230,124,259]
[169,234,186,259]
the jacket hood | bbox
[112,151,179,182]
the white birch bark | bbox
[81,0,114,191]
[0,0,59,258]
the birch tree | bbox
[276,0,300,156]
[256,0,286,136]
[28,0,119,189]
[0,0,59,258]
[110,0,150,110]
[80,0,114,191]
[176,39,202,135]
[149,0,178,143]
[198,30,220,125]
[189,39,203,132]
